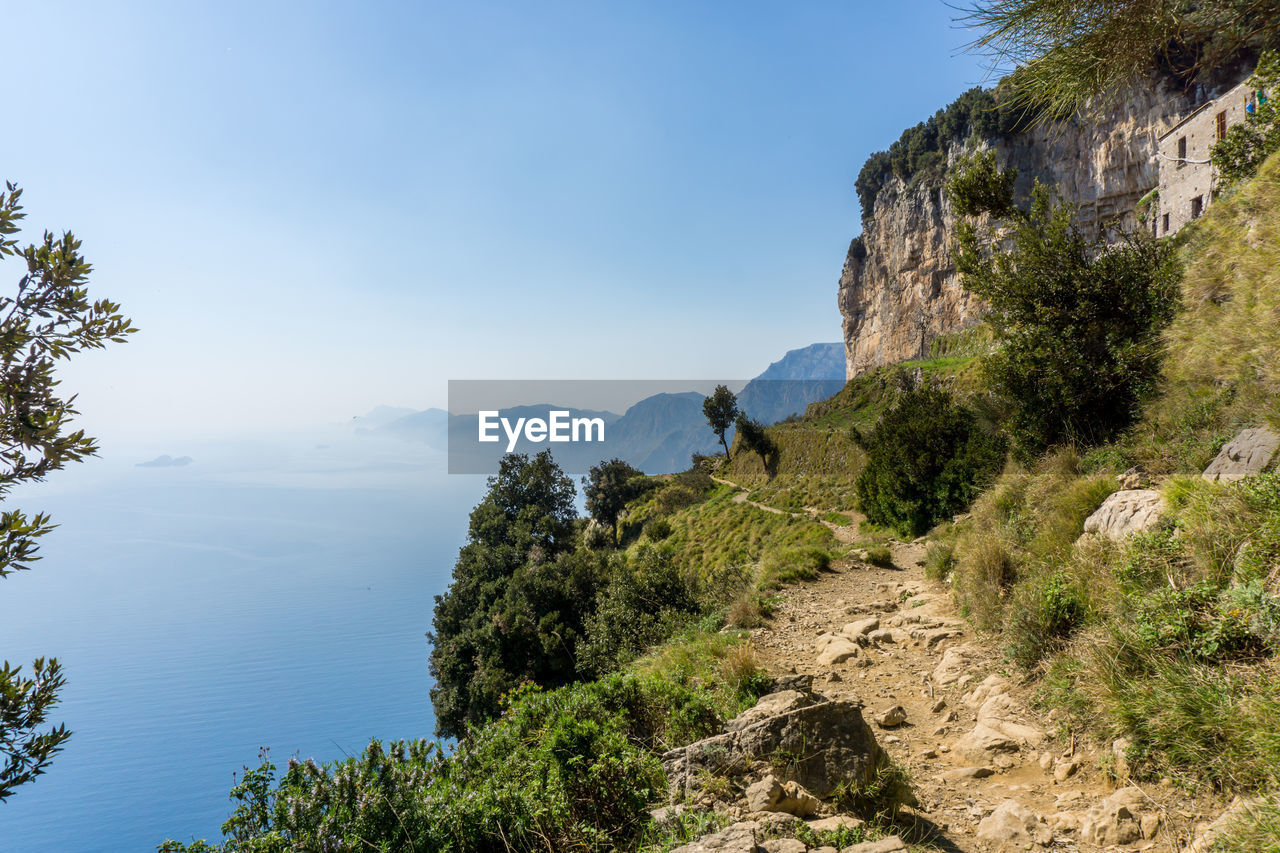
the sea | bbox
[0,430,486,852]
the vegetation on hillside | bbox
[933,153,1280,840]
[853,385,1004,538]
[952,156,1181,456]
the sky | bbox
[3,0,992,443]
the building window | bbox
[1217,111,1228,139]
[1177,135,1187,166]
[1191,196,1204,219]
[1162,212,1170,234]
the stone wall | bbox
[1156,79,1255,236]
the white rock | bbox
[976,799,1052,846]
[1203,427,1280,482]
[1083,489,1164,539]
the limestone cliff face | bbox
[838,80,1207,380]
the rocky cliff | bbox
[837,78,1216,379]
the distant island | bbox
[136,455,194,468]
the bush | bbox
[578,545,705,678]
[1005,570,1088,670]
[955,182,1181,456]
[853,385,1006,537]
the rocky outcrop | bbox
[1203,427,1280,482]
[663,693,886,800]
[1082,488,1165,540]
[838,79,1215,379]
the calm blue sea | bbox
[0,432,485,852]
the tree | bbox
[958,0,1280,122]
[582,458,646,546]
[733,414,776,471]
[951,171,1181,456]
[853,385,1005,537]
[0,183,136,801]
[428,451,608,738]
[702,385,738,460]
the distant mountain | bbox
[351,405,418,432]
[361,342,848,474]
[737,343,845,425]
[376,408,449,447]
[137,455,193,468]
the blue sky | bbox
[4,1,990,441]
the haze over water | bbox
[0,432,483,852]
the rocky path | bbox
[732,542,1219,853]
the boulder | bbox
[955,679,1045,760]
[728,691,816,734]
[976,799,1053,846]
[664,699,886,800]
[938,766,993,781]
[1203,427,1280,482]
[1082,489,1164,540]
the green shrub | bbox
[759,546,833,590]
[864,544,894,568]
[924,542,956,581]
[954,181,1181,456]
[853,385,1005,537]
[578,545,705,677]
[1005,570,1088,670]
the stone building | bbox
[1155,78,1260,235]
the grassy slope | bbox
[937,153,1280,830]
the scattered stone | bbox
[1078,787,1146,846]
[806,815,865,834]
[876,705,907,728]
[760,839,805,853]
[1117,465,1151,489]
[839,837,907,853]
[938,766,994,781]
[817,637,861,666]
[671,820,761,853]
[932,643,980,686]
[1140,812,1161,839]
[770,674,815,694]
[746,774,819,817]
[826,671,843,683]
[1054,757,1081,782]
[976,800,1052,846]
[1038,752,1054,772]
[930,699,946,713]
[1112,737,1132,781]
[1082,489,1164,540]
[1203,427,1280,482]
[867,629,895,645]
[920,748,937,759]
[844,617,879,637]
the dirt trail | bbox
[744,544,1223,853]
[710,476,1219,852]
[712,475,862,544]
